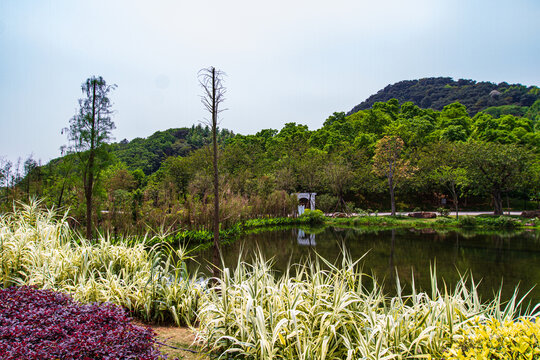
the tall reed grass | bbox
[0,201,201,326]
[196,251,539,359]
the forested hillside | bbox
[111,125,234,174]
[348,77,540,117]
[2,79,539,237]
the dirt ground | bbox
[134,321,210,360]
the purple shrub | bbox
[0,286,167,360]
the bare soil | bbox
[134,321,210,360]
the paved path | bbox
[363,211,524,217]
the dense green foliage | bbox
[2,78,539,237]
[349,77,540,116]
[111,125,234,175]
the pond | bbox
[191,226,540,306]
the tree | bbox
[297,148,327,193]
[67,76,116,240]
[23,155,39,198]
[198,67,226,279]
[418,142,469,219]
[163,156,193,199]
[372,136,413,215]
[463,141,531,215]
[0,157,12,206]
[436,102,472,142]
[323,157,353,212]
[431,165,468,219]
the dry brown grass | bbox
[134,321,208,360]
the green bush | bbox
[299,209,326,224]
[491,216,521,228]
[350,216,399,226]
[459,215,522,229]
[355,208,369,216]
[243,217,302,228]
[0,202,201,326]
[196,252,536,360]
[459,216,477,227]
[437,207,450,217]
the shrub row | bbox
[458,215,522,228]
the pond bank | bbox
[325,213,539,230]
[168,212,539,249]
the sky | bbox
[1,0,539,165]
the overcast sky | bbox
[1,0,539,165]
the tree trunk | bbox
[454,197,459,220]
[492,190,503,215]
[211,68,221,280]
[57,180,66,208]
[85,152,95,240]
[86,80,97,241]
[26,175,30,198]
[450,185,459,220]
[388,175,396,216]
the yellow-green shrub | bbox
[444,317,540,360]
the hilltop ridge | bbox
[348,77,539,116]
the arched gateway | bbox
[296,192,316,215]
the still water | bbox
[191,226,540,305]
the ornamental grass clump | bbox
[0,201,201,325]
[196,252,538,360]
[0,286,166,360]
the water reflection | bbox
[191,226,540,305]
[388,229,396,285]
[297,229,316,246]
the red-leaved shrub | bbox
[0,286,166,359]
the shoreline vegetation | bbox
[164,209,539,249]
[1,203,540,359]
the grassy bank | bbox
[134,210,538,250]
[160,209,327,247]
[327,213,539,230]
[166,212,538,249]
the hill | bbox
[110,125,234,174]
[348,77,540,116]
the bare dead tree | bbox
[198,66,227,279]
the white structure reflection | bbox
[297,229,316,246]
